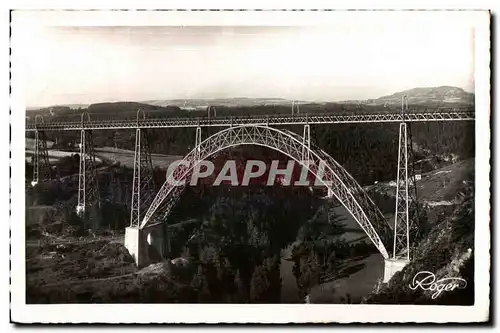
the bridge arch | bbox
[140,125,390,259]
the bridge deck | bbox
[26,110,475,131]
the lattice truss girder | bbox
[141,125,390,259]
[25,109,475,131]
[130,128,156,227]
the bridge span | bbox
[25,109,475,131]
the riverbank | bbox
[308,253,384,303]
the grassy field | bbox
[26,136,182,169]
[417,159,473,203]
[367,158,474,204]
[95,147,182,168]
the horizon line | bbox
[25,85,474,110]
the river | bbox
[279,203,385,303]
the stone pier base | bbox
[383,258,409,283]
[125,225,166,268]
[124,227,145,267]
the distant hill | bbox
[86,101,169,113]
[25,102,183,122]
[26,104,89,111]
[27,98,305,112]
[142,97,302,108]
[26,86,474,112]
[26,104,90,114]
[360,86,474,106]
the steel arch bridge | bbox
[139,125,391,259]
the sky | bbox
[14,20,475,107]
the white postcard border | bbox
[9,9,490,323]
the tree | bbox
[234,269,248,303]
[250,265,270,303]
[198,245,222,300]
[218,257,233,284]
[181,246,192,260]
[299,204,345,243]
[297,249,322,299]
[190,265,211,302]
[308,250,321,286]
[264,256,282,302]
[247,216,269,249]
